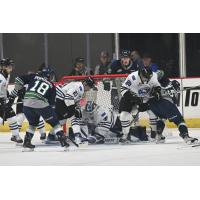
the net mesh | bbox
[59,74,128,111]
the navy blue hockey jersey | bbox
[13,74,56,106]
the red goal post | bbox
[58,74,129,134]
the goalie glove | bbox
[151,86,162,101]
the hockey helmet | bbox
[75,57,84,64]
[83,77,95,88]
[120,50,131,58]
[0,58,15,67]
[38,67,53,80]
[138,66,153,80]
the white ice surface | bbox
[1,129,200,166]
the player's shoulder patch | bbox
[101,112,106,117]
[79,86,83,91]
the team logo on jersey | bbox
[138,85,151,97]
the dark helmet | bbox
[83,77,95,88]
[85,101,97,113]
[0,58,15,67]
[138,66,153,80]
[120,50,131,58]
[38,67,53,80]
[75,57,84,64]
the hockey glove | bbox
[103,80,111,91]
[6,95,15,108]
[138,103,150,112]
[124,90,142,104]
[171,80,180,92]
[151,86,162,101]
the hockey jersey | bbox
[12,73,56,108]
[71,105,117,137]
[56,81,85,107]
[121,71,161,103]
[110,60,137,74]
[0,72,9,99]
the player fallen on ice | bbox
[47,77,96,145]
[10,68,69,150]
[0,58,23,143]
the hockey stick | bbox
[130,111,140,125]
[66,136,79,147]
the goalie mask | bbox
[85,101,97,113]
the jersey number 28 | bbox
[30,80,49,95]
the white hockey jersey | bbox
[0,72,9,99]
[121,71,161,103]
[56,81,84,106]
[71,105,117,137]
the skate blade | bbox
[156,140,165,144]
[186,140,198,145]
[22,147,34,152]
[78,142,88,147]
[63,146,72,151]
[15,143,23,147]
[45,140,60,145]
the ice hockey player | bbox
[146,69,198,144]
[120,66,198,144]
[119,66,161,144]
[110,50,137,74]
[0,58,23,143]
[15,85,47,141]
[47,77,96,142]
[69,101,123,144]
[10,68,69,150]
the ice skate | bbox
[119,134,134,144]
[11,135,23,144]
[155,134,166,144]
[56,131,70,148]
[40,133,46,141]
[23,133,35,152]
[45,133,59,144]
[74,133,88,146]
[181,134,198,144]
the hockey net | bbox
[58,74,128,134]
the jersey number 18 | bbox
[30,80,49,95]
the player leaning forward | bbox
[47,77,96,142]
[0,58,23,143]
[10,68,69,150]
[119,66,198,144]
